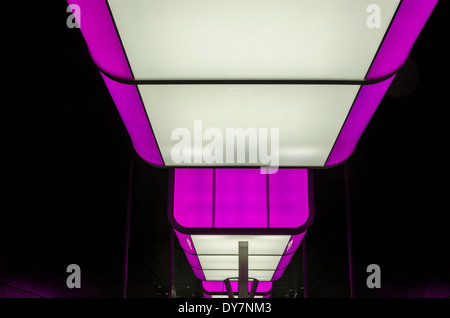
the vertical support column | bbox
[238,241,249,298]
[302,238,308,298]
[303,169,315,299]
[169,228,174,298]
[122,159,133,298]
[344,163,355,298]
[168,169,175,298]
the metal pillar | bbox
[224,240,258,298]
[238,241,249,298]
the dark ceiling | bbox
[1,0,449,300]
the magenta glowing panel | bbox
[171,169,311,232]
[214,169,267,228]
[172,169,213,228]
[68,0,438,168]
[202,281,272,298]
[170,168,311,282]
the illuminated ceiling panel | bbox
[67,0,438,168]
[107,0,400,80]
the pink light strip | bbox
[283,233,306,255]
[66,0,132,80]
[67,0,164,165]
[276,232,306,270]
[366,0,439,80]
[271,268,287,281]
[192,267,206,281]
[101,75,163,165]
[327,0,438,165]
[325,76,395,166]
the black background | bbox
[1,0,449,299]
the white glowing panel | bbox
[191,235,291,255]
[139,84,360,166]
[192,235,290,281]
[107,0,400,80]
